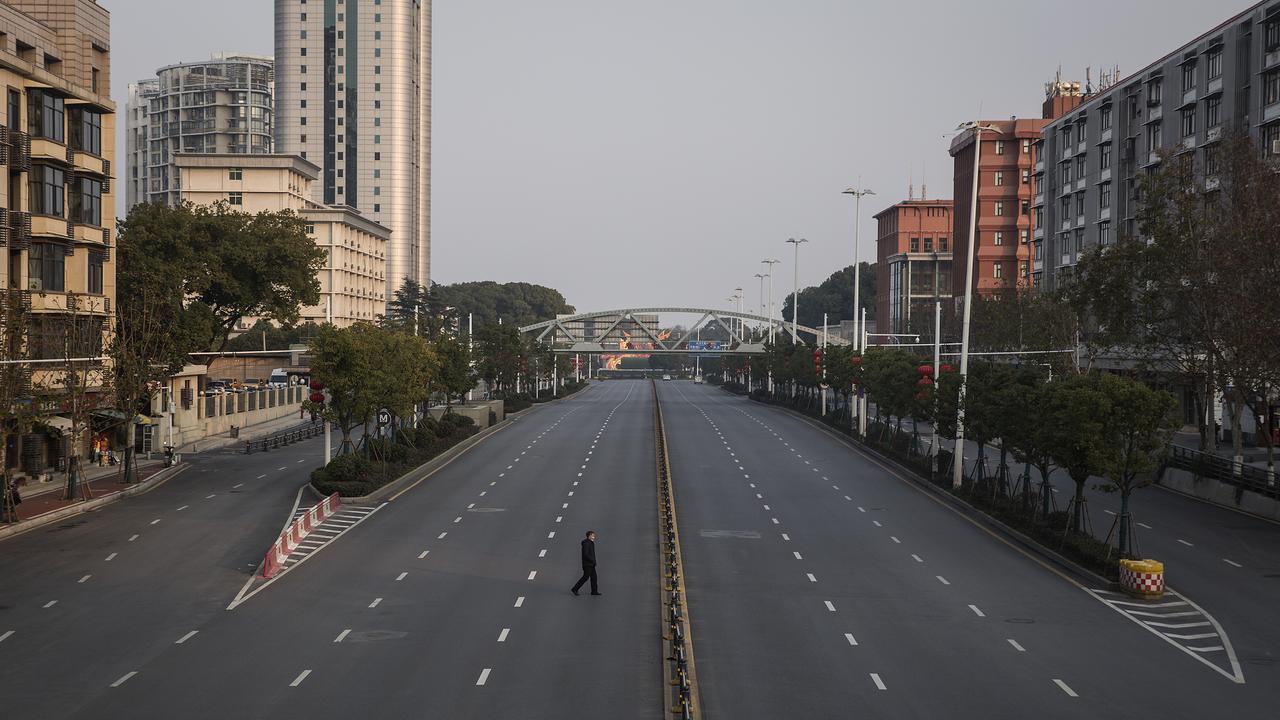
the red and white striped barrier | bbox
[262,492,343,578]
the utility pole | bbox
[932,301,941,473]
[786,238,808,343]
[762,258,781,343]
[843,185,875,351]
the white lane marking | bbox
[278,467,287,472]
[1104,509,1116,516]
[43,600,57,608]
[857,505,865,512]
[936,576,951,585]
[104,553,117,562]
[780,533,790,541]
[1052,679,1077,697]
[1177,539,1194,547]
[418,550,429,559]
[548,531,556,539]
[527,571,537,580]
[476,668,492,686]
[968,604,985,617]
[205,494,217,499]
[771,518,780,525]
[257,474,267,479]
[890,536,901,543]
[515,596,525,608]
[870,673,887,690]
[480,491,487,497]
[176,630,199,644]
[438,532,448,539]
[490,481,497,486]
[78,575,91,583]
[468,503,476,509]
[0,630,13,643]
[793,551,803,560]
[150,519,161,525]
[844,633,858,646]
[110,671,138,687]
[290,669,312,687]
[233,483,243,489]
[568,491,575,497]
[911,554,923,563]
[824,601,836,612]
[296,459,305,464]
[562,503,569,509]
[807,573,818,583]
[498,628,510,642]
[572,482,579,486]
[128,534,139,542]
[873,520,882,527]
[454,516,462,524]
[369,598,382,608]
[763,505,771,511]
[756,493,764,499]
[555,516,563,523]
[749,483,756,488]
[1188,645,1226,652]
[1007,638,1025,652]
[1143,620,1210,629]
[1223,558,1242,568]
[1138,522,1153,530]
[1164,632,1219,640]
[396,572,407,581]
[177,505,190,511]
[539,549,547,557]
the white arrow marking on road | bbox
[110,671,138,687]
[1052,679,1077,697]
[176,630,199,644]
[290,670,311,687]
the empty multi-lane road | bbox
[1,379,1276,718]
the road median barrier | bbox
[1119,559,1165,599]
[262,492,342,578]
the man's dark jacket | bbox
[581,538,596,568]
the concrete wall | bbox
[1159,468,1280,522]
[168,385,307,448]
[427,401,504,429]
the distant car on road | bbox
[205,381,230,394]
[662,374,672,381]
[694,376,704,384]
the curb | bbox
[0,464,191,543]
[311,384,596,505]
[737,392,1116,590]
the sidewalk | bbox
[7,459,166,527]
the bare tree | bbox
[0,290,44,522]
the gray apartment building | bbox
[125,53,275,208]
[1035,1,1280,288]
[273,0,432,299]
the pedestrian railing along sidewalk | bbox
[1166,446,1278,499]
[243,421,325,454]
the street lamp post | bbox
[952,122,1002,490]
[842,186,875,353]
[762,259,781,342]
[785,238,808,343]
[754,273,767,340]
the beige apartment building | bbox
[0,0,116,477]
[174,153,390,326]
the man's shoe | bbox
[570,588,579,596]
[591,592,602,596]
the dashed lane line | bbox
[175,630,198,644]
[968,604,985,618]
[418,550,429,559]
[396,572,407,581]
[290,670,312,687]
[78,575,91,583]
[110,671,138,688]
[368,598,382,608]
[870,673,887,691]
[844,633,858,646]
[1007,639,1026,652]
[476,668,492,686]
[498,628,510,642]
[514,596,525,608]
[334,629,351,643]
[0,630,14,643]
[1052,679,1077,698]
[824,601,836,612]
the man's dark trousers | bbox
[572,565,598,594]
[572,537,598,594]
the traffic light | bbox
[813,349,824,376]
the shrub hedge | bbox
[312,414,478,497]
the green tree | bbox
[308,323,382,454]
[475,324,525,396]
[0,292,42,522]
[780,263,876,330]
[434,336,475,406]
[1093,373,1179,558]
[223,320,324,352]
[1042,373,1111,535]
[432,281,574,328]
[383,279,456,341]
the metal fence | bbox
[1167,445,1278,500]
[244,421,325,454]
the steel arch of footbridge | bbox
[518,307,847,354]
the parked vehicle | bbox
[662,374,672,381]
[205,380,230,394]
[268,368,290,387]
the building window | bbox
[1099,221,1112,247]
[1181,63,1196,93]
[993,262,1003,279]
[1021,200,1030,215]
[88,253,104,294]
[1099,182,1111,210]
[228,192,243,206]
[1019,229,1029,244]
[994,140,1005,155]
[28,164,65,216]
[1075,192,1085,217]
[1100,144,1112,170]
[1075,156,1086,179]
[1147,123,1162,152]
[70,177,102,225]
[1267,20,1280,52]
[909,237,919,252]
[1266,69,1280,107]
[1021,169,1030,184]
[1207,51,1222,80]
[1100,105,1112,131]
[939,237,948,251]
[373,203,380,213]
[28,90,65,142]
[994,231,1004,246]
[1061,163,1071,184]
[1148,79,1162,107]
[1076,121,1086,144]
[1074,228,1084,253]
[229,168,243,180]
[7,89,19,130]
[68,108,102,155]
[1205,144,1221,175]
[1021,139,1031,154]
[28,242,65,291]
[1206,96,1221,128]
[1061,198,1071,220]
[923,237,933,252]
[1181,108,1196,138]
[993,200,1004,216]
[994,170,1004,187]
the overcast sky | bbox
[105,0,1245,317]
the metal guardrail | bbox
[1167,445,1278,500]
[244,421,324,454]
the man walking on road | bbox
[571,530,601,596]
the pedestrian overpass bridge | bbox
[518,307,850,354]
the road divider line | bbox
[418,550,429,559]
[870,673,886,690]
[844,633,857,646]
[498,628,510,642]
[514,596,524,608]
[438,532,447,539]
[968,604,985,617]
[128,534,139,542]
[936,575,950,585]
[0,630,14,643]
[806,573,818,583]
[476,668,491,686]
[78,575,91,583]
[824,601,837,612]
[911,554,923,563]
[104,552,117,562]
[176,630,198,644]
[290,670,311,687]
[396,572,407,581]
[1052,679,1077,697]
[1007,638,1025,652]
[110,671,138,687]
[539,549,547,557]
[368,597,382,608]
[527,571,537,580]
[43,600,57,608]
[793,551,802,560]
[334,629,351,643]
[1222,558,1242,568]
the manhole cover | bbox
[346,630,408,643]
[1005,618,1036,624]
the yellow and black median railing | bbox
[652,380,700,720]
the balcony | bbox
[1207,77,1223,95]
[1204,126,1223,144]
[1265,48,1280,71]
[1175,136,1196,154]
[1075,178,1087,192]
[1147,105,1163,122]
[1034,158,1044,173]
[1077,141,1087,155]
[1100,167,1112,182]
[1033,226,1045,241]
[7,129,30,171]
[1098,207,1111,222]
[1265,102,1280,124]
[30,137,69,164]
[8,210,30,248]
[71,150,108,177]
[1180,89,1196,108]
[72,222,108,244]
[1100,128,1112,144]
[31,214,70,238]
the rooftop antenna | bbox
[908,162,914,201]
[921,160,927,201]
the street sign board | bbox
[377,409,391,426]
[687,341,722,351]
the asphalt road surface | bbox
[658,381,1278,719]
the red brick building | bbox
[949,85,1083,299]
[873,200,954,336]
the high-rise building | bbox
[1037,2,1279,289]
[0,0,115,477]
[174,153,390,327]
[872,200,954,336]
[274,0,432,300]
[950,85,1082,299]
[125,53,274,209]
